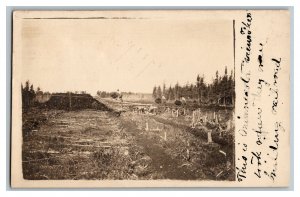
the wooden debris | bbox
[216,170,224,178]
[178,163,191,168]
[219,150,226,157]
[207,131,213,143]
[145,121,149,131]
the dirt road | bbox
[119,116,198,180]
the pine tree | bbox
[162,83,166,97]
[152,86,157,99]
[157,86,162,99]
[21,81,36,111]
[150,67,234,106]
[214,71,220,103]
[168,86,175,100]
[174,82,180,99]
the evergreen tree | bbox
[21,80,37,111]
[168,86,175,100]
[162,83,166,97]
[151,66,235,106]
[157,86,162,99]
[152,86,157,99]
[174,82,180,99]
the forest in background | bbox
[96,67,235,106]
[22,66,235,110]
[152,67,235,106]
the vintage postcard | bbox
[11,10,290,188]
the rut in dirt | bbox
[121,118,198,180]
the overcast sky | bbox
[20,14,234,94]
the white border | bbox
[1,0,298,196]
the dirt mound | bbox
[43,93,110,111]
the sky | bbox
[20,13,234,94]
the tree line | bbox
[21,81,53,111]
[96,91,111,98]
[152,66,235,106]
[21,81,40,111]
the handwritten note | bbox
[235,11,290,186]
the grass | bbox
[22,101,235,181]
[22,109,152,180]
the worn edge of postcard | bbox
[11,10,290,188]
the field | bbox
[22,98,235,181]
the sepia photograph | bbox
[19,11,235,181]
[11,10,290,188]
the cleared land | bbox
[22,99,235,180]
